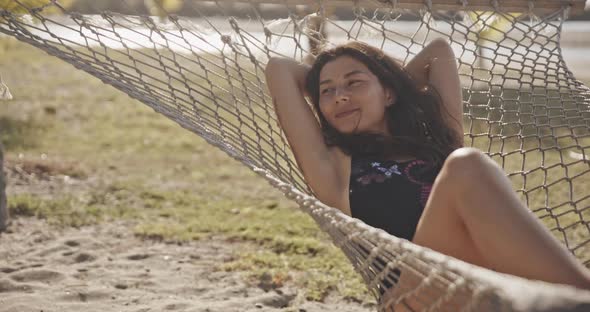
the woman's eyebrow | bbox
[319,70,368,86]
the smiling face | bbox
[318,55,394,136]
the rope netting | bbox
[2,0,590,310]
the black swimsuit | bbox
[348,156,441,294]
[349,156,439,240]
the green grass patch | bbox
[9,193,120,227]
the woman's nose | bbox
[335,87,349,103]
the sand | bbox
[0,218,375,312]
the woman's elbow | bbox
[265,57,278,75]
[265,57,282,87]
[265,57,290,83]
[428,38,455,58]
[266,57,289,73]
[429,38,451,49]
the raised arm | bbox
[265,57,347,211]
[404,38,464,145]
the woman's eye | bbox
[349,80,362,86]
[321,88,334,95]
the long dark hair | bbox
[305,41,461,167]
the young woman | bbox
[264,39,590,302]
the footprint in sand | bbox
[73,252,96,263]
[57,238,98,263]
[63,237,105,250]
[0,278,33,293]
[36,245,69,257]
[162,302,191,310]
[0,266,18,274]
[9,269,65,283]
[58,290,111,302]
[127,254,151,260]
[64,240,80,247]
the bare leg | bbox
[412,147,590,289]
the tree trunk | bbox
[0,142,8,232]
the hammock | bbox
[2,0,590,310]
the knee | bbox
[441,147,493,182]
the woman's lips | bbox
[335,108,360,118]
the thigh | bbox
[411,167,488,268]
[379,171,487,311]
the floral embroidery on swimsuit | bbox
[352,158,437,207]
[356,162,402,185]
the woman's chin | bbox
[334,126,358,135]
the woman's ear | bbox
[385,90,396,107]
